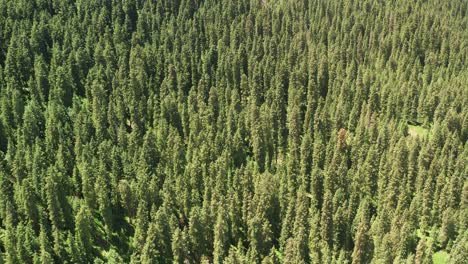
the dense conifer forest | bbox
[0,0,467,263]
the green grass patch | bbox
[408,125,430,138]
[433,250,449,264]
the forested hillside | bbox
[0,0,467,263]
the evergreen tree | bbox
[74,204,94,263]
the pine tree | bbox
[188,206,211,262]
[351,202,372,264]
[22,97,44,145]
[448,231,467,264]
[213,205,231,264]
[415,237,433,264]
[45,169,65,230]
[3,203,19,264]
[90,78,109,139]
[141,206,173,264]
[31,55,49,103]
[74,204,94,263]
[132,200,150,254]
[172,228,189,264]
[39,224,54,264]
[320,190,334,249]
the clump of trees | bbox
[0,0,466,263]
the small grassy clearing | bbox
[408,124,431,138]
[433,250,449,264]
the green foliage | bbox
[432,251,449,264]
[0,0,466,263]
[408,125,431,139]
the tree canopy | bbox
[0,0,467,263]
